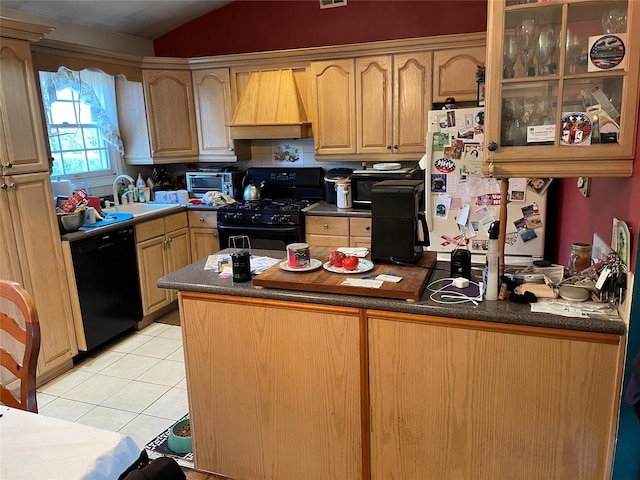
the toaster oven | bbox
[185,171,244,199]
[350,166,424,209]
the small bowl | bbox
[167,417,192,454]
[57,211,84,233]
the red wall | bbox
[556,106,640,272]
[155,0,639,272]
[154,0,488,57]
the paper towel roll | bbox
[51,179,72,198]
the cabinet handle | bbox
[213,232,218,237]
[0,183,6,190]
[487,142,498,152]
[393,145,398,149]
[365,226,370,231]
[323,224,329,229]
[386,145,392,149]
[199,217,205,222]
[228,147,234,151]
[5,162,12,169]
[314,146,318,152]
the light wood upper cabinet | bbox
[433,46,486,103]
[192,68,249,162]
[0,37,50,175]
[142,69,198,162]
[393,52,432,154]
[483,0,639,177]
[310,59,357,155]
[314,51,431,160]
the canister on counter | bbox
[568,243,592,275]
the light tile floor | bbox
[37,319,188,450]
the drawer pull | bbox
[365,226,370,231]
[199,217,205,222]
[323,224,329,229]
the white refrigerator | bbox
[423,107,549,262]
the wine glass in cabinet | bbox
[484,0,639,178]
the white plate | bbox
[372,162,401,171]
[323,259,374,274]
[278,258,323,272]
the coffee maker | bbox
[371,180,429,264]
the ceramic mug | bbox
[84,207,97,224]
[287,243,310,268]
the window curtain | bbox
[41,67,125,154]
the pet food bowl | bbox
[167,417,192,454]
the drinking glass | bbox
[503,34,519,78]
[516,18,538,77]
[602,8,627,34]
[565,29,582,74]
[535,26,557,76]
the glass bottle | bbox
[568,243,592,275]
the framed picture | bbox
[477,80,485,107]
[320,0,347,8]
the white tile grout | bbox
[37,317,187,446]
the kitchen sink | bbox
[102,202,183,218]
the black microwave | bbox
[350,166,424,209]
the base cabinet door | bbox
[181,297,363,480]
[368,314,622,480]
[188,210,219,261]
[136,213,190,315]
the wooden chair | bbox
[1,280,41,413]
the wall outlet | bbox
[577,177,590,197]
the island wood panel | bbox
[368,315,623,480]
[180,297,363,480]
[253,247,435,301]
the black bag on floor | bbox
[118,450,186,480]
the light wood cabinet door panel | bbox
[142,69,198,160]
[136,236,170,315]
[433,46,486,102]
[1,173,76,377]
[181,298,363,480]
[0,37,49,174]
[306,233,349,248]
[393,51,432,154]
[369,315,622,480]
[165,227,190,301]
[310,59,356,155]
[356,56,392,155]
[190,228,219,261]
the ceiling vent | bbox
[229,69,312,140]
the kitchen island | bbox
[159,249,625,480]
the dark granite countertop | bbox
[158,249,626,336]
[304,201,371,218]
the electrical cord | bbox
[427,277,483,305]
[389,257,448,271]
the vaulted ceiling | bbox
[1,1,232,40]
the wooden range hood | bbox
[229,69,312,140]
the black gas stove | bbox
[217,167,324,250]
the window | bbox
[39,68,123,180]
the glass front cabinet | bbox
[484,0,639,177]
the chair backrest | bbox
[0,280,41,413]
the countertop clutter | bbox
[158,248,625,335]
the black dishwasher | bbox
[70,226,142,351]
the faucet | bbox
[112,174,134,205]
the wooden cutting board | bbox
[253,247,436,302]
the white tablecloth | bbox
[0,406,140,480]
